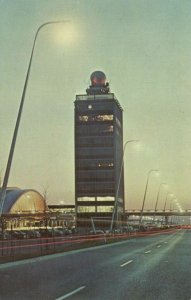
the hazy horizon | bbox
[1,0,191,212]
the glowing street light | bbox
[170,198,177,210]
[175,201,183,213]
[0,21,69,215]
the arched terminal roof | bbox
[1,188,47,214]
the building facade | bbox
[0,188,47,229]
[74,71,124,227]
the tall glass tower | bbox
[74,71,124,228]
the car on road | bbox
[52,229,63,237]
[63,228,72,235]
[21,230,41,238]
[11,230,27,239]
[39,228,53,237]
[0,231,11,240]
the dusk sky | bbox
[1,0,191,210]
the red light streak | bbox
[0,228,177,252]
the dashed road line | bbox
[157,245,161,248]
[55,286,86,300]
[120,260,133,267]
[144,250,151,254]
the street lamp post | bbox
[169,198,177,224]
[162,192,173,225]
[110,139,139,232]
[163,192,173,212]
[153,182,167,224]
[0,21,68,215]
[139,169,159,225]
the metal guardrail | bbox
[0,227,178,263]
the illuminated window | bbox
[77,206,95,212]
[97,196,115,201]
[78,115,89,121]
[98,162,114,168]
[97,206,113,212]
[77,197,95,201]
[95,114,113,121]
[78,114,113,122]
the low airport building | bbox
[0,188,75,229]
[0,188,46,214]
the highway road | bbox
[0,229,190,300]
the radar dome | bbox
[90,71,106,85]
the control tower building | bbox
[74,71,124,228]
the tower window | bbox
[78,114,113,122]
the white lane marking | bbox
[157,245,161,248]
[55,286,86,300]
[145,250,151,254]
[120,260,133,267]
[164,241,168,244]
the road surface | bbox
[0,229,190,300]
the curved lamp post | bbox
[169,198,178,224]
[163,192,173,212]
[110,139,139,232]
[139,169,159,224]
[0,21,68,215]
[162,192,174,225]
[153,182,167,223]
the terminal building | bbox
[0,188,75,229]
[0,187,47,229]
[0,188,46,214]
[74,71,124,227]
